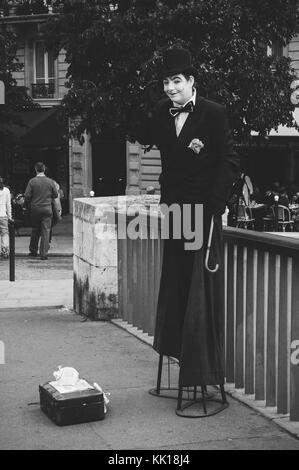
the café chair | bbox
[236,204,255,230]
[262,207,275,231]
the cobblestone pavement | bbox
[0,256,73,281]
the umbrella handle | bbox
[205,216,219,273]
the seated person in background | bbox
[278,187,290,207]
[251,186,263,204]
[264,189,277,206]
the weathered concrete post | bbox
[73,197,118,320]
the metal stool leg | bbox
[156,354,163,394]
[201,386,207,414]
[220,384,227,404]
[177,386,183,411]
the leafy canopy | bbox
[0,25,38,147]
[43,0,299,143]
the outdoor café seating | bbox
[275,204,294,232]
[236,204,255,230]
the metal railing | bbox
[117,208,299,421]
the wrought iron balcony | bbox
[0,1,63,19]
[32,83,55,99]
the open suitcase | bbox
[39,382,105,426]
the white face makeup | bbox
[163,74,194,106]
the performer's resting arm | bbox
[209,106,240,216]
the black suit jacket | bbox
[137,94,239,211]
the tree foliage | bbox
[0,25,38,148]
[43,0,299,143]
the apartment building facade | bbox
[0,1,126,212]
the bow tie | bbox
[169,101,194,117]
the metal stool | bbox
[149,355,229,418]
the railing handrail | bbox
[224,225,299,255]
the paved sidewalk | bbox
[0,279,73,309]
[0,214,73,308]
[1,306,299,450]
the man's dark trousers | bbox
[29,207,52,258]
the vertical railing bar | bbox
[290,255,299,420]
[287,257,292,414]
[275,255,280,408]
[144,214,150,335]
[243,247,247,388]
[266,252,276,406]
[225,241,235,383]
[277,255,288,414]
[117,236,123,319]
[149,226,156,336]
[253,249,258,393]
[140,219,146,333]
[264,252,269,402]
[235,244,244,388]
[224,241,228,369]
[233,243,237,382]
[245,247,254,394]
[255,249,265,400]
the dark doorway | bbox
[92,138,126,196]
[238,142,293,193]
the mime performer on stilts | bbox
[136,48,239,404]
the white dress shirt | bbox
[173,89,196,136]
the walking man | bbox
[0,176,12,259]
[25,162,58,260]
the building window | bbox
[267,41,284,58]
[32,41,55,99]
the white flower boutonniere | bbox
[188,138,204,154]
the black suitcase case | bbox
[39,382,105,426]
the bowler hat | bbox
[160,48,198,79]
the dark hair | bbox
[34,162,46,173]
[162,73,197,88]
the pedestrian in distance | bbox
[24,161,58,260]
[136,47,239,402]
[0,176,12,260]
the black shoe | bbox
[29,252,38,257]
[40,256,48,260]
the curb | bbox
[15,253,73,257]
